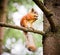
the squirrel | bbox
[20,8,38,52]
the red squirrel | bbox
[20,8,38,52]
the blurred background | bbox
[2,0,43,55]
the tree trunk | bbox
[0,0,8,54]
[43,0,60,55]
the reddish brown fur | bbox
[20,8,38,28]
[20,8,38,52]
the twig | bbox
[0,22,45,35]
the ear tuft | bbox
[31,8,34,12]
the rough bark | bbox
[0,0,8,54]
[43,0,60,55]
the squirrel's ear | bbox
[31,8,34,12]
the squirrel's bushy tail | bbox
[23,31,37,52]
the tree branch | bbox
[33,0,56,32]
[0,22,45,35]
[33,0,53,17]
